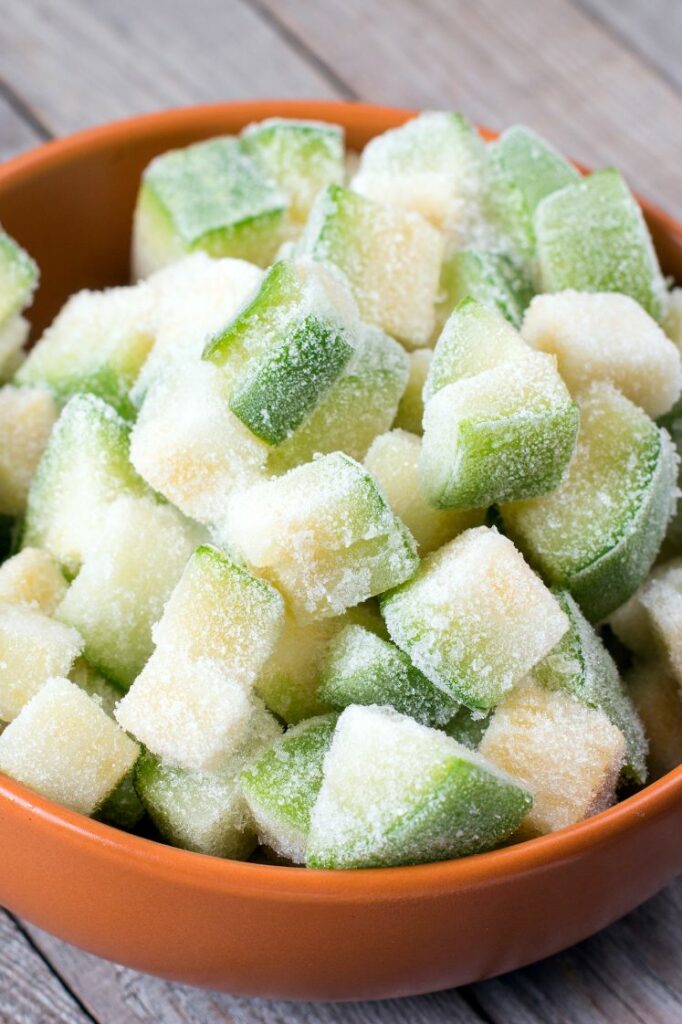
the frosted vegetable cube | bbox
[626,662,682,780]
[0,386,58,516]
[152,545,285,678]
[503,382,678,622]
[23,394,147,574]
[663,288,682,346]
[483,125,580,261]
[0,314,30,382]
[0,547,66,613]
[131,253,263,404]
[225,452,418,621]
[382,527,569,709]
[0,603,83,721]
[132,136,287,278]
[319,624,458,726]
[15,287,154,418]
[255,612,341,724]
[96,770,144,831]
[393,349,431,435]
[267,322,408,473]
[134,700,281,856]
[533,590,646,783]
[307,705,531,869]
[56,496,199,688]
[300,184,444,348]
[240,118,344,225]
[0,677,138,815]
[442,706,490,749]
[522,291,682,418]
[204,258,357,444]
[633,561,682,685]
[131,361,268,525]
[436,249,532,330]
[69,658,122,716]
[241,714,337,863]
[364,429,484,554]
[351,112,485,241]
[480,681,626,836]
[0,227,38,329]
[420,351,578,509]
[535,169,667,321]
[608,559,682,659]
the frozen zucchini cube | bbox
[96,770,144,831]
[0,547,66,613]
[442,706,490,750]
[483,125,580,261]
[420,351,578,509]
[351,112,485,242]
[307,705,531,869]
[266,322,408,473]
[535,169,667,321]
[663,288,682,346]
[56,496,199,689]
[382,526,568,710]
[0,602,83,721]
[533,590,647,783]
[608,559,682,661]
[241,118,344,225]
[393,349,431,435]
[131,253,263,405]
[131,361,268,526]
[0,228,38,325]
[627,662,682,780]
[436,249,532,330]
[134,700,281,856]
[631,561,682,685]
[480,680,626,836]
[319,624,458,726]
[0,677,138,815]
[0,314,30,382]
[204,258,357,445]
[225,452,418,621]
[69,658,122,716]
[23,394,147,574]
[503,382,678,622]
[0,386,58,516]
[241,714,337,863]
[15,287,154,418]
[522,291,682,418]
[301,184,444,348]
[364,429,484,554]
[151,544,285,677]
[132,136,287,278]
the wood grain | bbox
[0,90,46,162]
[0,911,90,1024]
[579,0,682,92]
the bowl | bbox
[0,100,681,1002]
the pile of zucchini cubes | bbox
[1,113,682,869]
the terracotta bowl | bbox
[0,101,681,1003]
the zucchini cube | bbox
[503,382,678,622]
[436,249,532,330]
[381,526,569,710]
[522,290,682,418]
[627,662,682,781]
[225,452,418,621]
[393,349,431,435]
[132,136,287,278]
[535,169,667,321]
[0,314,30,382]
[480,681,626,836]
[364,429,484,554]
[301,184,444,348]
[0,227,38,328]
[0,547,66,614]
[0,603,83,721]
[306,705,532,869]
[0,386,58,516]
[0,677,138,815]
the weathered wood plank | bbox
[0,910,91,1024]
[579,0,682,92]
[0,88,47,162]
[0,0,340,141]
[21,923,485,1024]
[254,0,682,219]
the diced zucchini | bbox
[663,288,682,346]
[306,705,532,869]
[480,680,626,836]
[436,249,532,330]
[69,657,123,716]
[0,227,38,328]
[503,383,678,622]
[393,349,431,435]
[0,547,66,613]
[442,706,490,749]
[626,661,682,780]
[535,169,667,321]
[0,386,58,516]
[301,184,444,348]
[96,770,145,831]
[0,315,30,382]
[225,452,418,621]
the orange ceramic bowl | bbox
[0,101,681,1002]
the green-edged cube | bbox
[0,227,38,328]
[0,386,58,516]
[436,249,533,330]
[393,349,431,435]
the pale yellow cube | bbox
[0,385,58,515]
[0,547,67,613]
[0,314,29,381]
[393,349,432,435]
[627,661,682,780]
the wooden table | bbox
[1,2,680,1021]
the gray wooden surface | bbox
[0,1,680,1021]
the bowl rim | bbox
[1,98,681,896]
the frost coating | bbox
[0,386,58,516]
[0,548,67,614]
[393,349,431,436]
[381,526,569,709]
